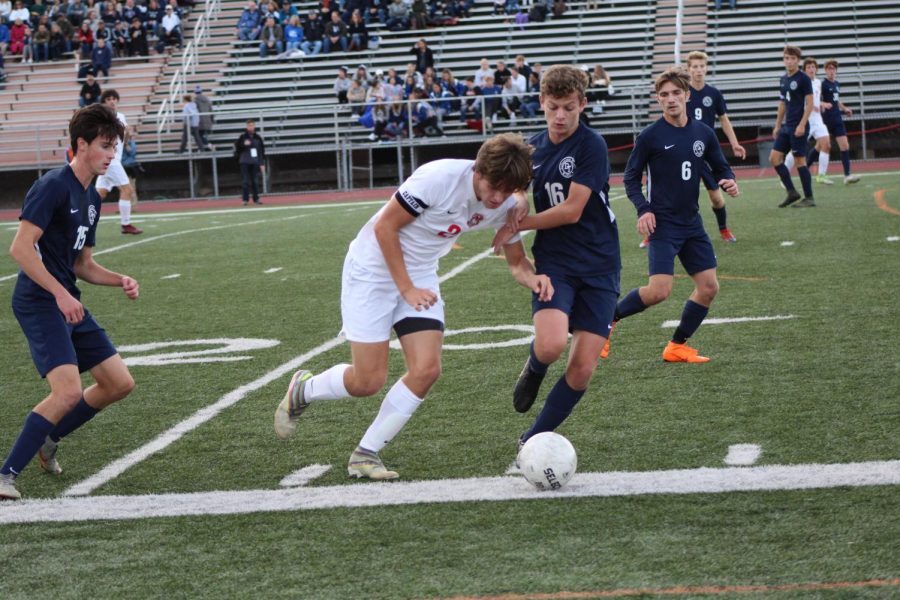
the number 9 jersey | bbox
[529,122,620,277]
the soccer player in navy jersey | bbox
[770,45,815,208]
[605,67,738,363]
[0,105,140,501]
[495,64,620,447]
[684,50,745,243]
[821,59,860,185]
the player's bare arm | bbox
[502,241,553,302]
[518,181,592,230]
[74,247,139,299]
[796,93,813,136]
[719,114,746,159]
[10,219,84,324]
[773,102,785,138]
[374,195,437,311]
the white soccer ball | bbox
[517,432,577,491]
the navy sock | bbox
[614,288,647,321]
[797,166,813,198]
[806,147,818,166]
[524,375,585,440]
[712,206,727,230]
[1,412,55,476]
[50,398,99,442]
[774,164,795,191]
[527,341,549,376]
[841,150,851,176]
[672,300,709,344]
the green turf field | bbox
[0,173,897,599]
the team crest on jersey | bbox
[702,96,713,107]
[692,140,705,157]
[558,156,576,178]
[88,205,97,225]
[467,213,484,227]
[790,81,798,91]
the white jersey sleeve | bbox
[811,79,822,109]
[114,111,128,162]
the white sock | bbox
[303,364,350,401]
[359,379,423,453]
[784,152,795,170]
[119,199,131,226]
[818,151,829,175]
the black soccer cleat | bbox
[791,197,817,208]
[513,360,545,413]
[778,190,802,208]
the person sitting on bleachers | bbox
[8,17,27,56]
[282,13,303,54]
[352,64,371,88]
[385,0,409,31]
[122,0,140,24]
[334,65,351,102]
[258,15,283,57]
[101,2,120,28]
[428,81,453,125]
[0,0,10,21]
[346,10,367,51]
[280,0,299,22]
[587,63,613,109]
[411,88,443,136]
[498,75,521,125]
[473,58,491,87]
[94,19,111,46]
[166,0,185,21]
[144,0,162,37]
[260,1,282,23]
[322,10,347,53]
[493,59,511,86]
[157,4,182,51]
[347,79,367,113]
[519,71,540,118]
[236,0,262,41]
[384,73,404,102]
[112,21,129,56]
[65,0,87,27]
[366,75,386,103]
[31,21,49,61]
[8,0,27,23]
[365,0,387,25]
[0,17,10,56]
[383,99,409,139]
[300,9,322,55]
[342,0,365,24]
[447,0,471,18]
[78,71,101,106]
[48,20,66,59]
[128,16,148,56]
[480,74,501,129]
[91,37,112,79]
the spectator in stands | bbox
[144,0,162,37]
[532,61,542,77]
[282,13,303,53]
[128,16,148,56]
[365,0,386,25]
[322,10,347,53]
[6,17,22,54]
[403,61,423,88]
[508,64,526,95]
[166,0,184,21]
[101,3,119,28]
[519,71,540,118]
[384,73,403,101]
[112,21,129,57]
[121,126,145,194]
[480,74,501,130]
[76,20,92,57]
[714,0,736,10]
[353,63,371,87]
[347,79,366,113]
[498,75,520,124]
[334,65,351,102]
[473,58,491,87]
[0,17,9,56]
[410,38,433,74]
[261,1,281,24]
[428,81,452,125]
[342,0,365,23]
[194,85,214,148]
[31,21,49,61]
[91,37,111,80]
[65,0,86,27]
[458,76,481,122]
[48,20,66,59]
[385,0,409,31]
[513,54,531,80]
[492,0,506,15]
[300,9,322,55]
[410,0,430,29]
[94,20,111,46]
[411,88,443,136]
[78,71,101,106]
[259,15,283,57]
[366,75,386,103]
[29,0,48,26]
[237,1,262,40]
[493,59,511,86]
[587,64,613,111]
[0,1,10,20]
[347,10,367,51]
[122,0,139,24]
[179,93,209,152]
[281,0,298,22]
[8,0,27,22]
[317,0,336,21]
[551,0,566,17]
[384,99,408,138]
[366,100,388,141]
[234,119,266,205]
[158,4,182,52]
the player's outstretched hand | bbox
[531,274,553,302]
[402,286,438,311]
[719,179,739,197]
[56,292,85,324]
[491,224,516,256]
[636,212,656,236]
[122,276,139,300]
[732,143,747,160]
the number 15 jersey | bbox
[529,122,620,277]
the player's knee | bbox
[643,284,671,305]
[565,361,596,390]
[52,387,84,412]
[696,280,719,303]
[351,371,388,397]
[769,152,782,167]
[410,361,442,388]
[534,336,566,363]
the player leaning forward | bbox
[0,105,140,501]
[274,134,551,480]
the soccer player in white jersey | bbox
[784,58,832,185]
[97,90,143,234]
[274,134,551,480]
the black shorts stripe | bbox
[393,317,444,338]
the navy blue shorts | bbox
[13,302,117,378]
[823,113,847,137]
[532,271,619,338]
[647,228,717,276]
[773,127,808,156]
[700,162,720,191]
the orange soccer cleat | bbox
[720,228,737,242]
[662,341,710,363]
[599,321,617,359]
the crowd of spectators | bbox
[0,0,189,67]
[332,48,614,141]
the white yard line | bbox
[263,267,283,274]
[161,274,181,280]
[5,459,897,524]
[279,464,333,488]
[725,444,762,466]
[63,240,509,497]
[660,315,794,328]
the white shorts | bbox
[96,161,130,190]
[808,114,829,140]
[340,255,444,343]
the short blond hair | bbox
[686,50,708,64]
[540,64,589,100]
[474,133,533,194]
[655,67,690,93]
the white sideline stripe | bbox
[725,444,762,466]
[781,241,795,246]
[660,315,795,328]
[161,273,181,280]
[264,267,283,274]
[63,241,502,497]
[887,236,899,242]
[7,460,899,525]
[279,464,332,487]
[94,200,383,222]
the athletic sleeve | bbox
[800,73,813,98]
[20,175,64,232]
[394,164,438,217]
[623,133,652,216]
[85,193,101,248]
[704,127,734,183]
[715,89,727,116]
[572,132,609,196]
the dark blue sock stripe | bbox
[797,166,813,198]
[525,375,586,440]
[614,288,647,321]
[50,398,99,442]
[841,150,851,176]
[774,164,795,191]
[1,412,55,476]
[672,300,709,344]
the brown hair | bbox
[802,57,818,70]
[686,50,708,64]
[474,133,533,194]
[69,104,125,155]
[99,89,120,103]
[783,45,802,58]
[654,67,690,93]
[540,64,589,100]
[824,58,839,69]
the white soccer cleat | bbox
[0,473,21,500]
[844,174,860,184]
[274,369,313,439]
[38,437,63,475]
[347,448,399,480]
